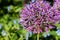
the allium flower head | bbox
[20,0,60,33]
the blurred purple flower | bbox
[20,0,60,33]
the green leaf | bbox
[10,33,17,40]
[18,35,23,40]
[55,23,60,29]
[49,31,57,36]
[15,7,21,12]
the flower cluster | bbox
[20,0,60,33]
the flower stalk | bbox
[37,33,39,40]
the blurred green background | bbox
[0,0,60,40]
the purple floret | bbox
[20,0,60,33]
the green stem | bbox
[56,36,58,40]
[37,33,39,40]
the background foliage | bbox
[0,0,60,40]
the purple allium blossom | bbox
[20,0,60,33]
